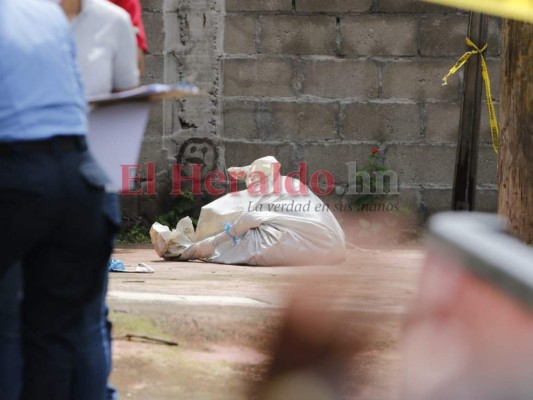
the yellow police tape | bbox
[423,0,533,24]
[443,38,499,153]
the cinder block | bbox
[260,15,336,55]
[226,0,292,12]
[382,60,461,101]
[177,55,220,87]
[142,12,164,54]
[295,0,372,13]
[140,0,163,12]
[341,188,420,226]
[420,16,469,57]
[163,11,219,55]
[426,103,460,142]
[385,144,456,185]
[266,102,339,140]
[167,97,216,139]
[225,15,256,54]
[223,100,261,139]
[301,143,377,184]
[138,136,166,167]
[422,188,452,215]
[223,142,294,173]
[393,188,421,212]
[378,0,452,13]
[341,16,418,56]
[144,102,164,138]
[477,145,497,185]
[487,17,502,57]
[223,58,294,97]
[302,60,379,99]
[476,188,498,212]
[142,54,164,84]
[160,51,181,84]
[173,0,224,12]
[422,188,496,214]
[343,103,422,141]
[167,135,224,185]
[426,102,501,145]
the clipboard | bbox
[88,83,201,106]
[86,83,202,192]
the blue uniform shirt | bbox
[0,0,87,142]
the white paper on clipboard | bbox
[86,83,201,192]
[87,102,150,193]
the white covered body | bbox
[150,157,346,266]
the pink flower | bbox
[371,147,379,154]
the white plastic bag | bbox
[150,217,195,257]
[150,157,345,266]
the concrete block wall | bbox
[131,0,502,223]
[125,0,226,222]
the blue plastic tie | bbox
[224,223,239,246]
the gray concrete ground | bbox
[108,245,424,399]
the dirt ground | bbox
[107,245,425,399]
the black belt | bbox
[0,136,87,156]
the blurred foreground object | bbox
[423,0,533,23]
[403,212,533,400]
[253,288,367,400]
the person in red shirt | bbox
[108,0,148,74]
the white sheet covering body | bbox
[150,157,346,266]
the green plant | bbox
[156,190,198,228]
[117,225,151,244]
[352,147,387,209]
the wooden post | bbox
[498,20,533,244]
[451,13,488,210]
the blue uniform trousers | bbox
[0,139,113,400]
